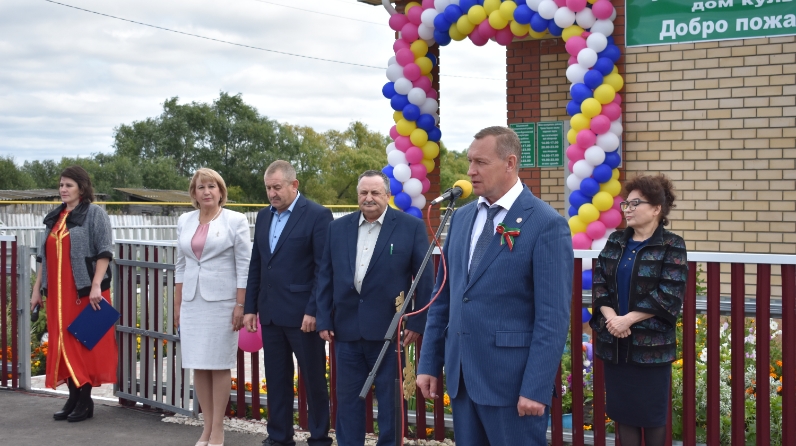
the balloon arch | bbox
[379,0,625,265]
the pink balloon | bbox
[393,39,410,52]
[426,89,438,99]
[410,163,428,179]
[601,103,622,121]
[413,76,432,92]
[395,136,412,151]
[568,55,578,66]
[590,115,611,135]
[238,318,263,352]
[572,233,593,250]
[405,146,424,164]
[612,195,623,211]
[478,20,498,38]
[612,94,622,105]
[568,159,576,172]
[422,0,436,8]
[599,209,623,229]
[407,6,423,25]
[403,63,422,81]
[389,126,399,140]
[396,48,416,66]
[401,23,420,42]
[421,177,431,194]
[469,29,489,46]
[566,0,587,12]
[586,220,607,240]
[389,14,410,32]
[566,143,585,161]
[565,36,587,57]
[495,27,514,45]
[592,0,613,20]
[581,31,591,38]
[576,129,596,148]
[554,0,568,7]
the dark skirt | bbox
[603,340,672,428]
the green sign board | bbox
[536,121,565,168]
[510,122,536,168]
[626,0,796,46]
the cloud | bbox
[0,0,506,163]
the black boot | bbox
[53,379,80,420]
[67,384,94,422]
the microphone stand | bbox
[358,195,459,446]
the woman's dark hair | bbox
[60,165,95,203]
[624,174,676,226]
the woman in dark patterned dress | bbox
[590,174,688,446]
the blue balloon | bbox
[394,192,412,211]
[382,165,394,178]
[416,114,436,131]
[571,83,593,103]
[516,0,527,4]
[568,205,579,217]
[406,206,423,219]
[583,70,604,90]
[604,151,621,169]
[582,270,593,290]
[606,36,615,45]
[580,178,600,197]
[566,100,581,117]
[592,164,613,183]
[390,178,403,195]
[459,0,478,11]
[599,44,621,63]
[513,5,533,24]
[530,13,548,33]
[569,190,590,209]
[391,94,409,112]
[593,57,614,76]
[443,4,463,23]
[427,127,442,142]
[548,21,563,36]
[382,82,396,99]
[426,52,437,67]
[433,14,452,31]
[402,104,421,121]
[434,30,452,46]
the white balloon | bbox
[408,88,427,105]
[609,8,617,21]
[388,151,408,168]
[394,78,413,95]
[449,0,460,5]
[591,19,614,36]
[418,24,436,40]
[609,120,623,137]
[386,64,404,82]
[386,142,397,154]
[403,178,423,197]
[434,0,451,12]
[591,236,609,251]
[596,132,620,152]
[584,145,606,166]
[421,9,439,25]
[567,173,582,191]
[554,7,576,28]
[586,33,608,53]
[411,194,427,209]
[392,163,412,182]
[575,8,596,29]
[537,0,558,20]
[566,64,588,84]
[388,56,397,66]
[430,111,440,125]
[573,160,594,179]
[577,48,598,68]
[424,38,436,47]
[581,260,592,272]
[527,0,543,11]
[420,98,439,114]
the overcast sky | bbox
[0,0,507,163]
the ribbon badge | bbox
[496,223,520,251]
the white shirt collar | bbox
[477,177,523,211]
[359,206,388,226]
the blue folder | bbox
[67,299,120,350]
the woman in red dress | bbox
[30,166,117,422]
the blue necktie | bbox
[469,204,501,279]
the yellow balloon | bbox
[611,168,620,181]
[421,141,440,159]
[410,40,429,58]
[580,98,602,118]
[570,113,591,132]
[510,21,530,37]
[592,191,613,212]
[396,119,416,136]
[529,29,547,39]
[611,66,619,75]
[567,128,578,145]
[499,1,517,21]
[578,203,600,224]
[488,10,509,29]
[568,215,587,234]
[594,84,616,105]
[600,179,622,197]
[425,73,433,82]
[448,24,466,40]
[604,73,624,92]
[467,5,487,24]
[421,158,436,173]
[393,111,403,123]
[389,196,398,210]
[562,25,584,42]
[587,0,598,4]
[410,128,429,147]
[457,15,476,34]
[484,0,502,14]
[416,57,433,75]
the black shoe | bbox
[261,438,283,446]
[67,384,94,422]
[53,379,79,420]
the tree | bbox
[322,122,390,204]
[21,159,61,189]
[0,156,36,190]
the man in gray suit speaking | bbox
[417,126,573,446]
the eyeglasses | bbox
[619,199,650,212]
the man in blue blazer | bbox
[316,170,433,446]
[417,127,573,445]
[244,160,334,446]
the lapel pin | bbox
[516,217,522,223]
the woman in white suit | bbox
[175,168,251,446]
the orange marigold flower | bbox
[425,428,433,436]
[777,360,783,367]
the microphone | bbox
[430,180,473,205]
